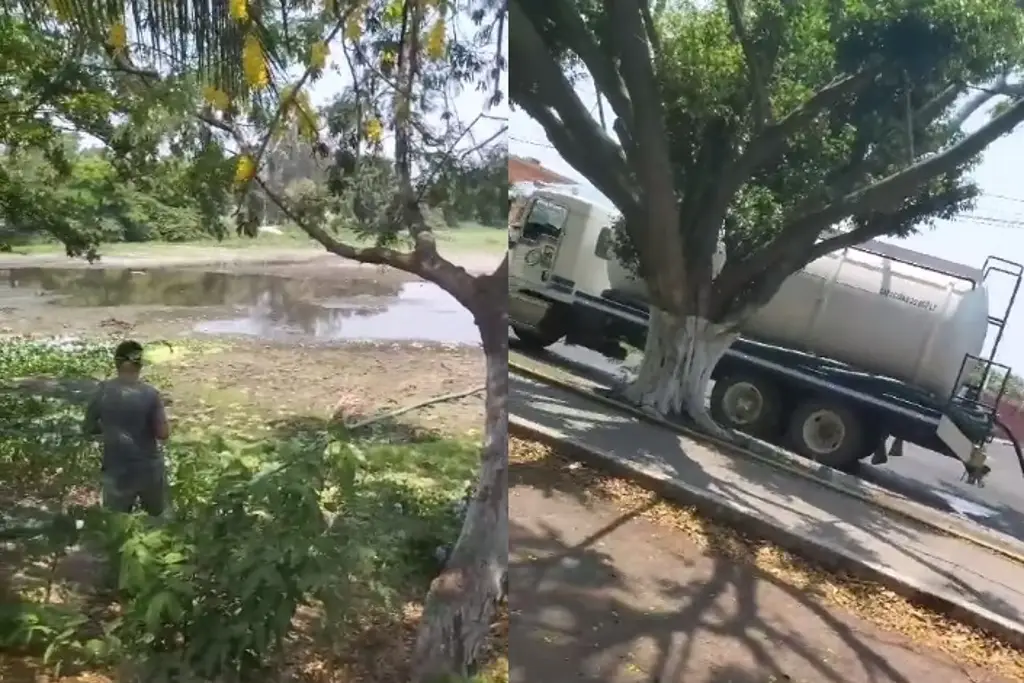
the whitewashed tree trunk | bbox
[623,308,738,433]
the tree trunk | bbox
[409,306,508,683]
[623,308,738,432]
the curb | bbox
[509,359,1024,567]
[510,415,1024,650]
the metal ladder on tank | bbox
[953,256,1024,429]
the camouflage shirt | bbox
[83,378,167,474]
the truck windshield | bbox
[521,199,569,242]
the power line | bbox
[510,135,1024,211]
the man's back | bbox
[86,377,164,473]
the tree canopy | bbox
[512,0,1024,322]
[0,14,237,256]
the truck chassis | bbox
[512,264,1023,482]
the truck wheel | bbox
[511,323,564,350]
[709,374,783,439]
[786,399,866,471]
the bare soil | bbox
[160,339,485,437]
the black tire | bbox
[786,398,867,471]
[511,323,564,350]
[709,373,783,439]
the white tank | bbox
[608,243,989,398]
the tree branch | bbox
[689,65,883,285]
[509,0,637,213]
[793,95,1024,232]
[254,175,478,308]
[603,0,690,311]
[738,66,882,172]
[712,92,1024,314]
[539,0,633,128]
[725,0,769,129]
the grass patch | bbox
[0,338,505,682]
[6,222,505,257]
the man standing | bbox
[83,340,171,516]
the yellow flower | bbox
[310,41,329,69]
[426,18,445,60]
[242,33,269,89]
[234,154,256,186]
[202,85,231,113]
[108,21,128,55]
[345,14,363,41]
[383,0,403,24]
[49,0,72,21]
[364,118,384,144]
[380,49,397,70]
[229,0,248,22]
[297,97,320,141]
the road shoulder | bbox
[509,445,1011,683]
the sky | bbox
[305,8,509,162]
[510,79,1024,374]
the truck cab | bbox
[508,187,617,348]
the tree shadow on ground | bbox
[509,452,1000,683]
[3,376,102,405]
[510,374,1024,637]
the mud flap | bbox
[937,415,973,462]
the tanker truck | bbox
[508,187,1024,483]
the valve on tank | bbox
[961,445,991,487]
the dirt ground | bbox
[509,439,1022,683]
[160,339,485,436]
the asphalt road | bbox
[512,335,1024,543]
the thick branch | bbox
[949,76,1024,130]
[603,0,689,311]
[604,0,675,211]
[794,95,1024,231]
[538,0,633,128]
[725,0,769,129]
[254,176,478,310]
[509,0,637,212]
[690,66,883,282]
[738,66,882,173]
[717,92,1024,307]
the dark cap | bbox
[114,340,144,367]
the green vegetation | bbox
[4,221,506,257]
[1,0,509,676]
[0,11,506,260]
[0,339,494,681]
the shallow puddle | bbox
[0,267,480,345]
[196,281,479,344]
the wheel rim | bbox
[720,382,764,426]
[802,409,847,455]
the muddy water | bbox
[0,267,480,345]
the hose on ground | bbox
[993,414,1024,478]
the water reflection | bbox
[198,281,479,344]
[0,267,479,345]
[0,267,397,307]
